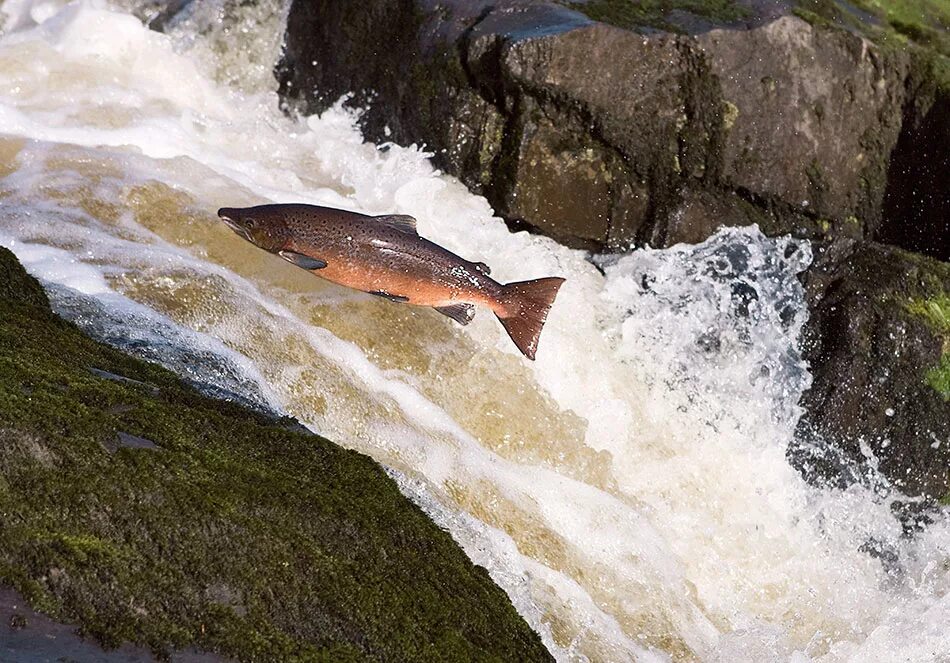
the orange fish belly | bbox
[317,260,490,309]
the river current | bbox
[0,1,948,660]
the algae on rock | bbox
[0,246,552,662]
[794,240,950,500]
[906,293,950,400]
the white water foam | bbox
[0,2,948,661]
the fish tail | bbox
[495,277,565,360]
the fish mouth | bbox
[217,208,251,241]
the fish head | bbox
[217,206,291,253]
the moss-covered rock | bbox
[793,240,950,501]
[794,0,950,61]
[905,293,950,400]
[0,247,552,662]
[0,247,48,308]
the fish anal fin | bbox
[374,214,418,235]
[435,303,476,326]
[279,250,327,270]
[369,290,409,303]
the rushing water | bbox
[1,1,949,660]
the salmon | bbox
[217,204,564,360]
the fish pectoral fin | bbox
[369,290,410,303]
[279,251,327,270]
[434,304,476,326]
[374,214,418,235]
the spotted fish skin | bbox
[217,203,564,359]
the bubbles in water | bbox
[160,0,289,93]
[597,228,812,437]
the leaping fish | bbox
[217,204,565,360]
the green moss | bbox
[907,294,950,335]
[792,3,837,29]
[930,52,950,91]
[795,0,950,62]
[851,0,950,56]
[906,293,950,400]
[790,0,950,106]
[925,353,950,400]
[570,0,750,32]
[721,100,739,130]
[0,248,550,662]
[0,247,48,307]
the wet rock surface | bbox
[794,240,950,500]
[0,247,552,662]
[276,0,948,257]
[0,586,225,663]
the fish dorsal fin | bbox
[374,214,418,235]
[435,303,476,326]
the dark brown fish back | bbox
[280,205,496,292]
[278,204,369,238]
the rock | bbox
[0,248,551,661]
[275,0,947,254]
[654,188,768,246]
[131,0,192,31]
[879,52,950,260]
[0,586,225,662]
[106,431,163,453]
[0,246,47,308]
[89,367,161,396]
[793,239,950,500]
[697,16,906,237]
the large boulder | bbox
[793,240,950,501]
[0,247,551,662]
[275,0,948,256]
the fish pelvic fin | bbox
[279,250,327,270]
[369,290,409,303]
[495,277,565,360]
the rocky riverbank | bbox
[273,0,949,504]
[275,0,948,258]
[0,246,552,661]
